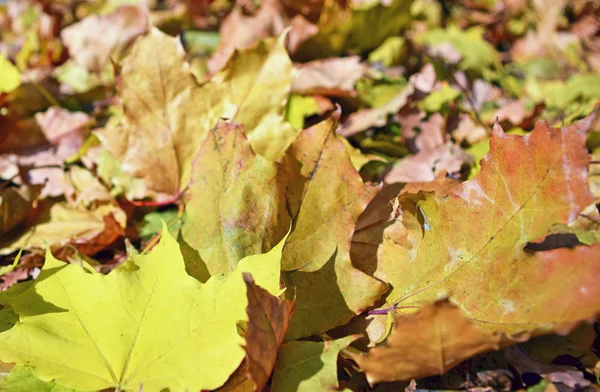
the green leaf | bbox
[417,83,461,112]
[137,209,183,242]
[0,55,21,94]
[0,225,283,391]
[183,31,220,56]
[293,0,414,60]
[0,365,78,392]
[271,336,358,392]
[285,94,320,130]
[368,37,406,66]
[422,25,500,72]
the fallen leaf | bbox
[0,202,125,255]
[506,345,592,389]
[384,142,470,183]
[60,5,148,73]
[292,56,367,97]
[340,83,414,137]
[292,0,414,60]
[0,55,20,94]
[385,114,472,183]
[209,0,285,74]
[98,28,296,198]
[181,122,290,276]
[65,166,113,208]
[271,335,359,392]
[0,365,77,391]
[0,184,40,235]
[351,176,459,281]
[351,301,501,384]
[0,268,30,292]
[96,27,210,198]
[453,113,489,145]
[422,25,500,72]
[282,114,379,272]
[34,107,93,151]
[16,149,71,199]
[379,112,600,336]
[0,225,284,391]
[242,273,295,391]
[281,115,387,339]
[212,34,297,161]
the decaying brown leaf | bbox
[351,300,502,384]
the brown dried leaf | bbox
[351,301,501,384]
[0,184,40,235]
[242,273,295,391]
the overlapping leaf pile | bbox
[0,0,599,391]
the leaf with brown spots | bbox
[181,122,291,277]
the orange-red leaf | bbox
[379,112,600,336]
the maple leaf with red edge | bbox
[375,111,600,338]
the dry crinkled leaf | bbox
[181,122,290,281]
[242,273,295,391]
[17,150,71,199]
[351,301,501,384]
[0,225,284,391]
[60,5,149,73]
[506,343,593,388]
[379,112,600,336]
[292,56,366,97]
[1,107,90,199]
[271,335,359,392]
[98,28,296,198]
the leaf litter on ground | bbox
[0,0,599,391]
